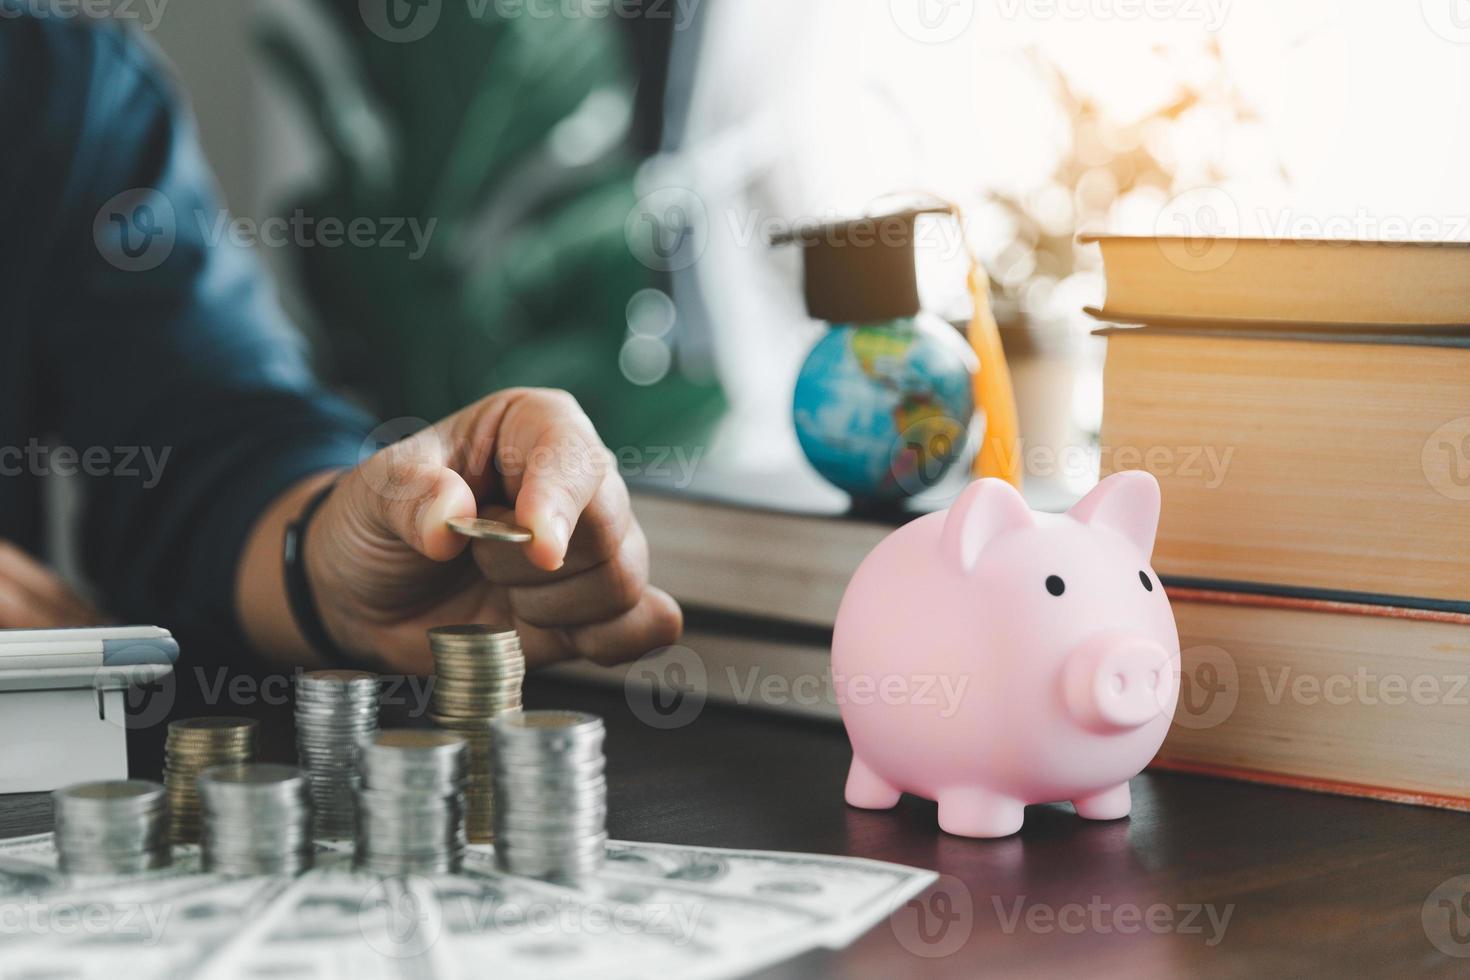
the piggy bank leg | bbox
[845,756,902,810]
[936,788,1025,838]
[1072,783,1132,821]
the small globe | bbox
[793,314,976,501]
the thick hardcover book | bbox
[1100,329,1470,608]
[1082,235,1470,328]
[1157,588,1470,811]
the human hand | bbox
[302,389,681,674]
[0,541,111,629]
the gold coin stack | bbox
[427,625,525,843]
[164,717,258,844]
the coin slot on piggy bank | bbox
[831,471,1181,838]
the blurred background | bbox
[134,0,1470,499]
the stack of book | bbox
[1088,235,1470,810]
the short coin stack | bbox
[427,625,526,843]
[294,670,380,840]
[198,764,313,876]
[490,711,608,882]
[164,718,257,844]
[53,781,171,875]
[356,730,468,875]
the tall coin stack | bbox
[294,670,380,840]
[490,711,608,882]
[198,764,313,876]
[53,781,171,874]
[356,730,468,875]
[427,625,526,843]
[164,718,257,844]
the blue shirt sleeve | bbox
[15,18,371,637]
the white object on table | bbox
[0,627,177,795]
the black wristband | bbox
[283,477,352,665]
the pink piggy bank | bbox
[833,471,1179,838]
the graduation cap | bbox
[771,204,956,324]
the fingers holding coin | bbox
[447,516,534,543]
[443,484,680,666]
[462,477,634,586]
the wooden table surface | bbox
[4,674,1468,978]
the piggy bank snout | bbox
[1063,636,1175,734]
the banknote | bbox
[455,852,831,980]
[593,839,936,946]
[195,861,457,980]
[0,834,936,980]
[1,870,291,980]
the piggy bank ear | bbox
[942,479,1035,572]
[1068,471,1161,557]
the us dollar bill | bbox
[0,834,935,980]
[592,839,937,946]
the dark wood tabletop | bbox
[4,673,1468,978]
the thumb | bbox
[351,436,477,562]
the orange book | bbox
[1100,328,1470,607]
[1084,235,1470,328]
[1156,588,1470,811]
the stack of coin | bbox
[198,764,313,876]
[164,718,257,844]
[427,626,526,843]
[356,730,468,875]
[53,781,171,875]
[490,711,607,882]
[295,670,380,840]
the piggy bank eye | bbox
[1139,571,1154,592]
[1045,575,1066,597]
